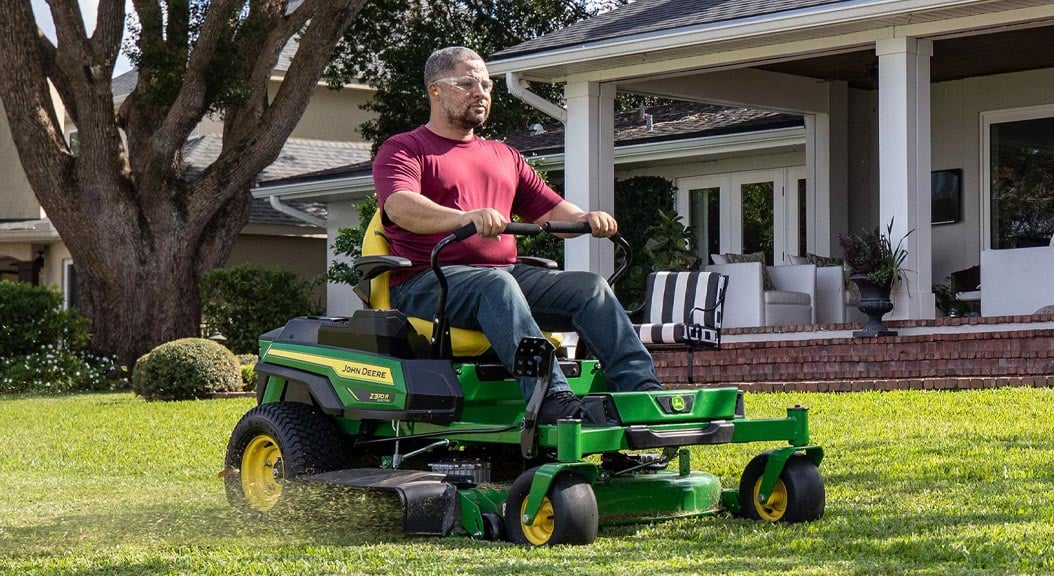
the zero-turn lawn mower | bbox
[223,219,825,546]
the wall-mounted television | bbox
[931,169,962,225]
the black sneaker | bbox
[537,390,584,425]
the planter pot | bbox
[850,274,898,337]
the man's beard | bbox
[445,102,488,130]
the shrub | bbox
[613,176,678,308]
[0,280,91,358]
[131,338,241,401]
[0,346,126,395]
[200,264,321,355]
[237,354,258,391]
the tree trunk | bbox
[0,0,367,367]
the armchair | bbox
[704,261,815,328]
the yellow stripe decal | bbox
[268,349,394,385]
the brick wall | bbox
[651,315,1054,392]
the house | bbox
[481,0,1054,321]
[254,1,1054,323]
[0,36,376,308]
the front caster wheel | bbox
[738,451,825,523]
[504,467,598,546]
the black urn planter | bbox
[850,274,898,337]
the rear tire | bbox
[738,451,824,523]
[224,402,346,513]
[504,467,598,546]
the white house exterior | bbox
[484,0,1054,321]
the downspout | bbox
[505,72,566,123]
[269,195,326,228]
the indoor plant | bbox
[839,219,912,336]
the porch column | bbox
[326,201,361,316]
[876,37,935,319]
[563,81,616,276]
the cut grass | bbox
[1,388,1053,575]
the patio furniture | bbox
[633,270,728,382]
[980,246,1054,316]
[788,255,866,324]
[704,261,815,328]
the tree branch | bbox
[0,0,75,210]
[191,0,367,227]
[91,0,127,74]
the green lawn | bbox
[1,388,1053,575]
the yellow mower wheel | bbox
[224,402,346,514]
[504,468,598,546]
[738,451,825,523]
[241,434,284,512]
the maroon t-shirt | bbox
[373,126,563,285]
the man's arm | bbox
[534,200,618,238]
[384,190,510,237]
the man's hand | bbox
[578,211,618,238]
[461,208,509,238]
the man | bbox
[372,46,661,424]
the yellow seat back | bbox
[362,211,494,357]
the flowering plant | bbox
[839,218,913,288]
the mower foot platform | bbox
[301,468,457,536]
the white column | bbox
[563,81,616,276]
[326,200,361,316]
[877,37,935,319]
[802,81,847,257]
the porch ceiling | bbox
[488,0,1054,85]
[757,23,1054,90]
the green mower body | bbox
[224,222,825,546]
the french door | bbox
[678,167,805,266]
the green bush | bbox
[237,354,258,391]
[0,280,91,358]
[131,338,241,401]
[613,176,678,308]
[200,264,321,355]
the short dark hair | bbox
[424,46,484,87]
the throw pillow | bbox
[805,253,844,268]
[722,251,775,291]
[710,253,728,265]
[787,254,809,265]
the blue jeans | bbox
[390,264,659,401]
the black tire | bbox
[504,467,598,546]
[738,451,825,523]
[224,401,346,513]
[481,512,505,541]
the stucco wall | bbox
[844,66,1054,289]
[196,82,376,143]
[0,100,44,219]
[227,232,328,306]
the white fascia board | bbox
[487,0,996,78]
[252,174,376,203]
[527,126,806,171]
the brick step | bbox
[650,324,1054,388]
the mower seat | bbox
[353,211,560,358]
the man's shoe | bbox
[537,390,584,425]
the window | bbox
[982,106,1054,249]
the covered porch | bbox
[488,0,1054,325]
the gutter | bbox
[505,72,566,123]
[268,195,326,228]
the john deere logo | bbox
[670,395,687,412]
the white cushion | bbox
[764,290,811,305]
[710,253,728,265]
[787,254,809,265]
